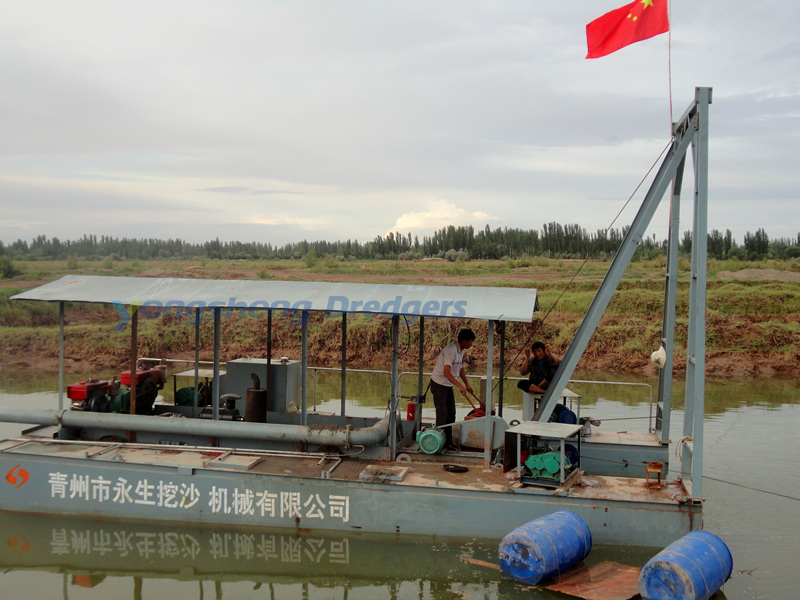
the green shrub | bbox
[0,256,22,278]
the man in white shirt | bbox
[430,328,476,450]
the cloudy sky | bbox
[2,1,797,249]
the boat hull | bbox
[0,438,700,547]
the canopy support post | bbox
[483,320,495,469]
[341,313,347,416]
[416,316,425,431]
[498,322,505,418]
[301,310,309,427]
[193,309,201,411]
[389,315,400,460]
[267,308,273,412]
[212,308,221,422]
[58,302,65,411]
[129,307,138,416]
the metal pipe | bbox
[0,407,391,447]
[312,368,318,411]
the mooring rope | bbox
[666,467,800,503]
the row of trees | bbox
[2,225,799,263]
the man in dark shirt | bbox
[517,341,561,394]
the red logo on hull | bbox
[5,465,29,488]
[7,535,31,556]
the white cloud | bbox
[388,200,496,237]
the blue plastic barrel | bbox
[498,510,592,585]
[553,403,577,424]
[639,531,733,600]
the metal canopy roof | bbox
[11,275,538,322]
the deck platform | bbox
[0,436,688,505]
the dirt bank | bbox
[2,264,798,379]
[2,310,795,380]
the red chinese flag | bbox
[586,0,670,59]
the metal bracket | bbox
[319,456,342,479]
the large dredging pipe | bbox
[0,407,391,447]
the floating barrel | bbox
[498,510,592,585]
[639,531,733,600]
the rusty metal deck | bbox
[0,436,688,505]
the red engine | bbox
[120,367,161,387]
[67,378,112,412]
[66,379,110,402]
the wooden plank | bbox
[546,561,641,600]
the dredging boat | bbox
[1,88,712,548]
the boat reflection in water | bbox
[0,510,689,600]
[0,510,534,600]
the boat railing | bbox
[307,369,655,435]
[136,357,220,371]
[135,358,655,433]
[566,379,655,433]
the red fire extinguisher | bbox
[406,402,416,421]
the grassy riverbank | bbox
[1,257,798,378]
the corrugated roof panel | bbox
[11,275,538,322]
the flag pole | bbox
[668,0,673,126]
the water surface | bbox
[0,371,796,599]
